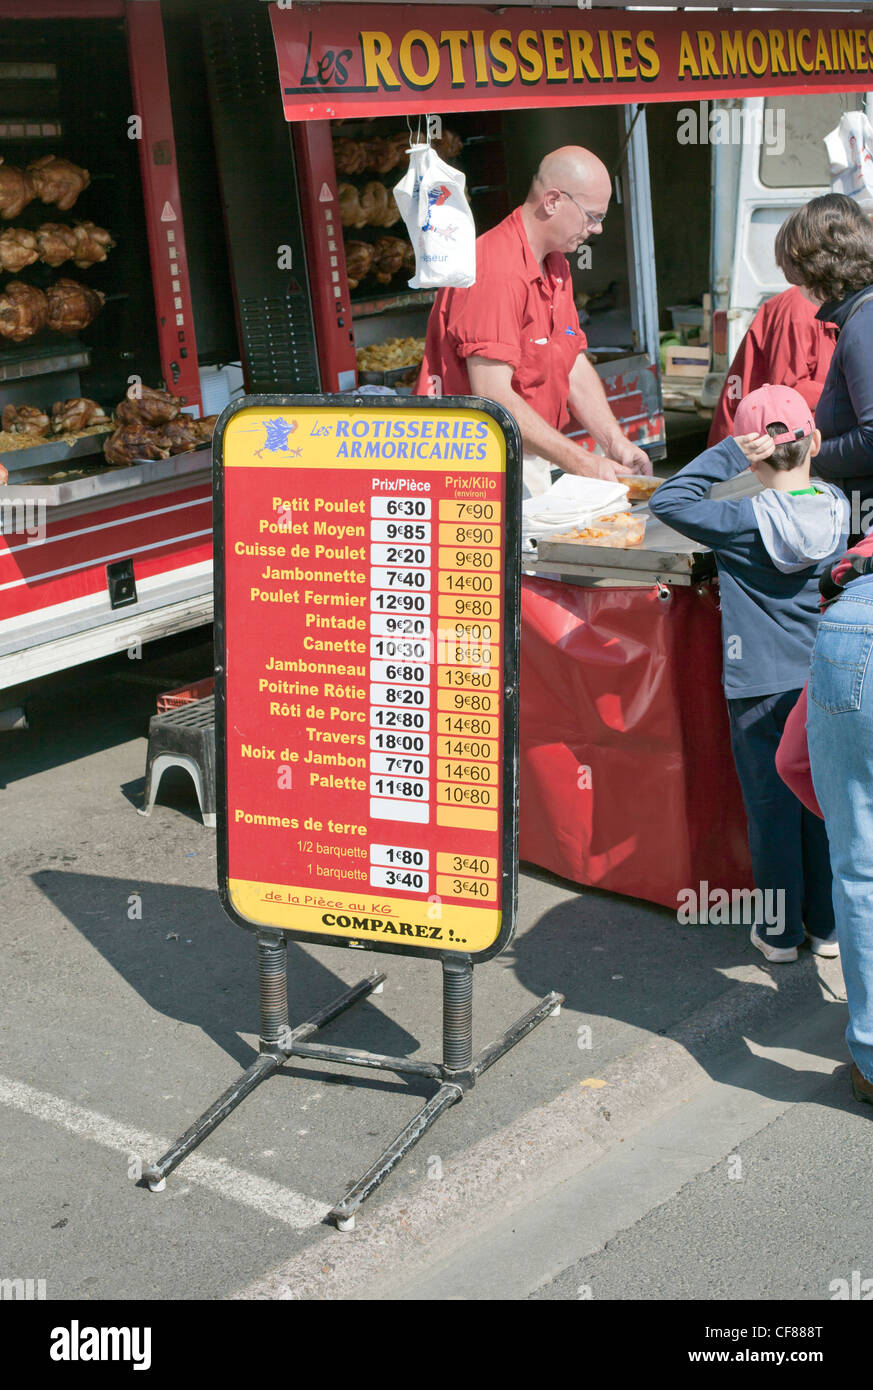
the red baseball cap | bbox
[733,384,814,444]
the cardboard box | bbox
[664,345,711,377]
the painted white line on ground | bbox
[0,1075,330,1231]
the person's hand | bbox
[572,452,620,483]
[734,432,775,467]
[611,439,652,475]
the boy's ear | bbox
[808,427,822,458]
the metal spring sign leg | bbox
[143,933,562,1229]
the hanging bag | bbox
[392,142,476,289]
[824,111,873,215]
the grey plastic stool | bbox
[141,696,216,828]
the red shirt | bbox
[708,286,837,446]
[416,206,587,431]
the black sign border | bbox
[213,393,522,966]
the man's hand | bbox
[734,431,775,466]
[581,454,622,483]
[611,439,652,475]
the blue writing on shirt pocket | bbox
[809,620,873,714]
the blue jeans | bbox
[728,690,835,948]
[807,573,873,1084]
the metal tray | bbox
[0,428,111,483]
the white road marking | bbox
[0,1075,330,1230]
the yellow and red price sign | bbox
[214,396,521,962]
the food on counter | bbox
[0,227,39,272]
[192,414,218,441]
[51,397,108,434]
[27,155,90,211]
[343,239,375,290]
[356,336,425,372]
[45,277,104,334]
[0,281,48,342]
[622,475,664,503]
[565,511,647,547]
[103,425,168,466]
[152,416,201,455]
[114,384,182,429]
[103,390,215,466]
[0,460,7,484]
[1,404,50,439]
[0,159,34,220]
[71,220,115,269]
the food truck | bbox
[3,0,871,906]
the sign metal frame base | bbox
[143,931,563,1230]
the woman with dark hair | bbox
[775,194,873,539]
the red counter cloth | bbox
[519,577,753,908]
[708,287,837,447]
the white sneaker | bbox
[805,932,840,958]
[750,926,798,963]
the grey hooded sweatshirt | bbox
[650,436,849,698]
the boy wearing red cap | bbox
[650,384,849,962]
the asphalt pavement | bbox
[0,628,869,1303]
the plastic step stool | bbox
[141,695,216,828]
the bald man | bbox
[416,146,652,494]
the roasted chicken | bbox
[1,404,50,438]
[372,235,408,284]
[72,221,114,269]
[193,414,218,441]
[35,222,78,267]
[362,134,409,174]
[103,425,169,466]
[0,227,39,273]
[344,239,375,289]
[0,281,48,342]
[114,385,183,429]
[45,278,104,334]
[433,129,463,160]
[333,137,369,176]
[151,416,200,455]
[51,397,109,434]
[28,155,90,211]
[338,182,365,229]
[0,160,34,220]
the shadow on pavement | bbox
[32,868,422,1100]
[512,884,851,1108]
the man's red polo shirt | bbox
[415,206,587,431]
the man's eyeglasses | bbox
[559,191,607,228]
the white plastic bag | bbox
[824,111,873,215]
[392,143,476,289]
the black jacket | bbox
[814,285,873,527]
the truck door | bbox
[717,93,871,370]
